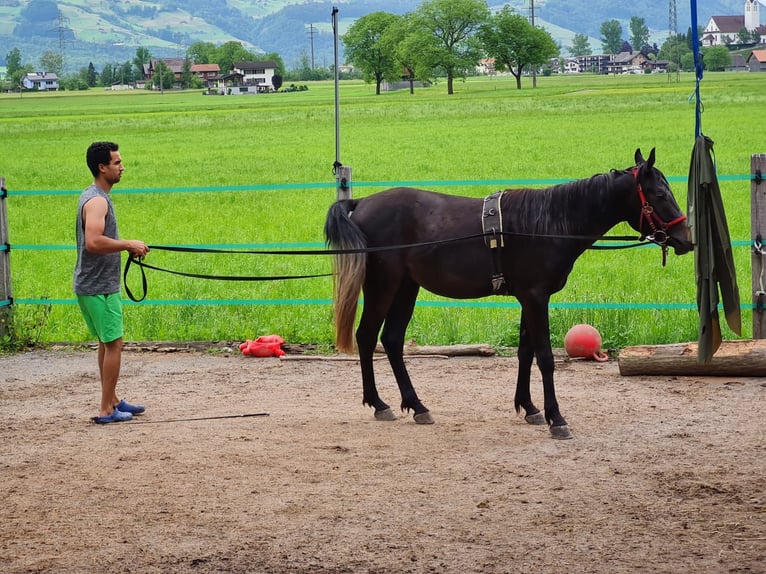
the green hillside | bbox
[0,0,748,72]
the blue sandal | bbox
[93,409,133,424]
[116,399,145,415]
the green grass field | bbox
[1,72,762,349]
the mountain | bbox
[0,0,752,72]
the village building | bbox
[21,72,59,91]
[700,0,766,46]
[747,49,766,71]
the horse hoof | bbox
[550,425,574,440]
[413,411,435,425]
[525,412,546,426]
[374,408,397,421]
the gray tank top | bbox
[73,185,121,295]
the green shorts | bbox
[77,293,124,343]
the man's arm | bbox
[82,196,149,257]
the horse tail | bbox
[324,199,366,353]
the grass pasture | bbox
[1,72,763,348]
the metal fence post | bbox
[0,177,12,339]
[752,154,766,338]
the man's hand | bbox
[127,241,149,259]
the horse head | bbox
[631,148,693,257]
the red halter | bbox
[632,167,687,265]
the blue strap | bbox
[691,0,703,138]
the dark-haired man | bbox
[74,141,149,424]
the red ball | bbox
[564,324,608,361]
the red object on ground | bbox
[564,324,608,362]
[240,335,286,357]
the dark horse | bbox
[323,149,692,439]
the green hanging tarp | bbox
[687,135,742,363]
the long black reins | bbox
[123,231,649,302]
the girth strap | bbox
[482,191,507,294]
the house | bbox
[22,72,59,91]
[701,0,766,47]
[726,54,749,71]
[143,58,185,87]
[476,58,496,75]
[605,51,649,74]
[191,63,220,88]
[230,61,277,92]
[550,54,632,75]
[747,49,766,71]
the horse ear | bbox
[635,148,645,165]
[647,147,656,169]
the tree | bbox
[381,12,429,94]
[214,41,257,75]
[415,0,490,95]
[659,33,690,71]
[569,33,592,56]
[479,6,558,90]
[100,63,115,87]
[261,52,286,77]
[39,50,63,75]
[600,19,623,54]
[702,46,732,71]
[134,47,151,78]
[343,11,400,95]
[629,17,649,51]
[86,62,97,87]
[737,27,753,44]
[118,61,134,84]
[187,41,216,65]
[6,48,22,78]
[181,56,194,89]
[272,73,283,91]
[153,60,174,90]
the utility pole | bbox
[309,24,316,69]
[54,9,72,74]
[529,0,537,88]
[668,0,680,82]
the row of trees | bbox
[2,40,291,92]
[343,0,557,94]
[2,0,748,93]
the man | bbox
[74,141,149,424]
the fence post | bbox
[0,176,12,339]
[336,165,352,201]
[752,154,766,339]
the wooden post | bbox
[752,154,766,338]
[336,164,352,201]
[0,176,12,339]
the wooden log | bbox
[618,340,766,377]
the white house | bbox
[701,0,766,46]
[22,72,59,91]
[230,61,277,92]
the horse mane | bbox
[503,169,630,236]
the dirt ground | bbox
[0,345,764,574]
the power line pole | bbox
[529,0,537,88]
[668,0,680,82]
[309,24,316,69]
[54,10,72,74]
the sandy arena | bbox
[1,346,764,573]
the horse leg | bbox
[519,297,573,439]
[514,310,546,426]
[355,294,398,421]
[379,278,433,424]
